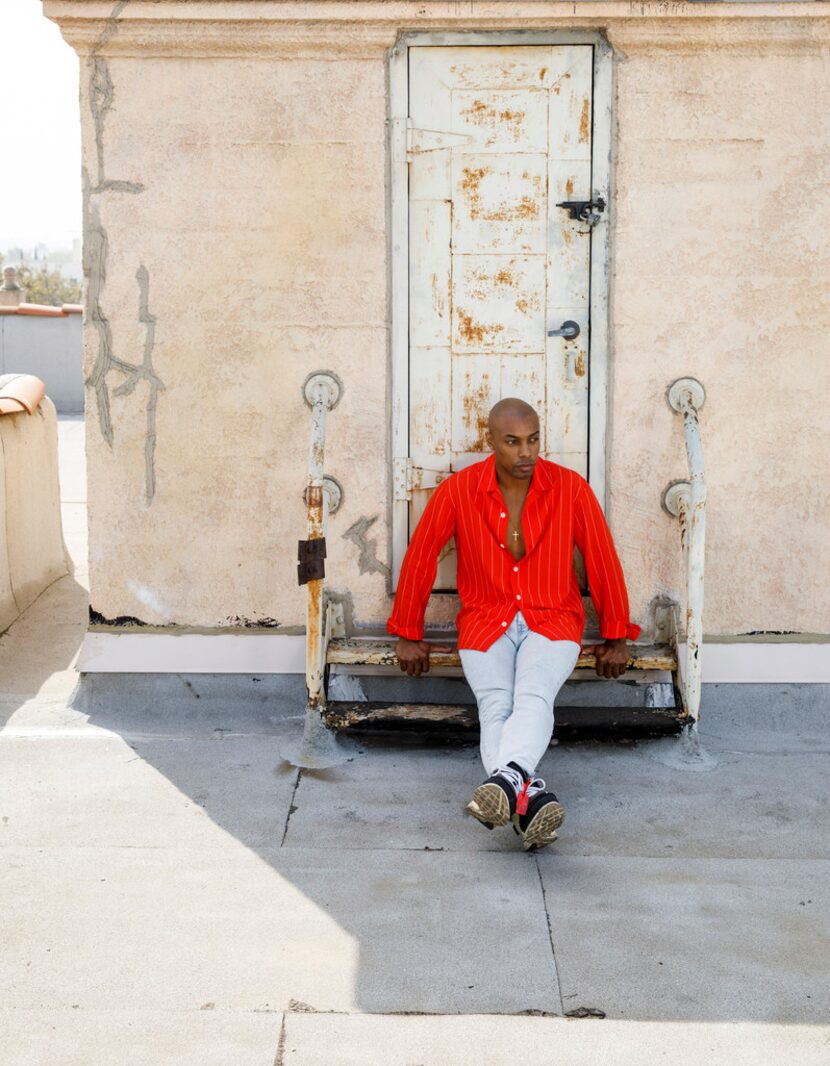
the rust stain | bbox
[515,195,539,219]
[565,177,575,197]
[459,100,526,144]
[562,228,572,246]
[494,268,513,285]
[461,165,488,218]
[430,271,445,317]
[552,71,572,97]
[539,67,547,81]
[574,351,586,377]
[515,293,541,315]
[456,309,504,347]
[461,166,541,222]
[579,96,591,144]
[462,376,493,451]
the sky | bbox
[0,0,81,250]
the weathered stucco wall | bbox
[46,2,829,640]
[0,397,71,633]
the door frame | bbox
[389,30,615,589]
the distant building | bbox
[1,240,83,285]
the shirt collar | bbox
[475,453,556,496]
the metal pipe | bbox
[665,378,707,726]
[280,371,354,770]
[305,383,330,711]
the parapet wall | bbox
[0,397,71,633]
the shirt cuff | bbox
[386,619,423,642]
[599,620,641,642]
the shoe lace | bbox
[495,767,546,816]
[515,775,546,815]
[495,764,526,795]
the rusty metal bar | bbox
[280,372,355,769]
[663,378,707,726]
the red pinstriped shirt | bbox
[387,454,641,651]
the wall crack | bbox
[84,2,164,504]
[343,515,391,578]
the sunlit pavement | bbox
[0,417,827,1065]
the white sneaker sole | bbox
[464,782,511,828]
[514,801,566,851]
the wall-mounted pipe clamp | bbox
[303,475,343,515]
[667,377,705,414]
[302,370,343,410]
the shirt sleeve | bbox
[386,478,456,642]
[573,481,641,643]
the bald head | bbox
[487,397,539,434]
[485,398,541,482]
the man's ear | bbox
[484,430,494,450]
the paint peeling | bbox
[579,96,591,144]
[461,377,492,451]
[430,271,446,317]
[458,98,527,144]
[459,164,540,223]
[455,309,505,347]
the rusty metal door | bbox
[400,43,599,591]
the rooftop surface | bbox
[0,416,827,1065]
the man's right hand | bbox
[395,638,454,677]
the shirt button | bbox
[513,566,519,572]
[501,621,507,627]
[500,512,506,518]
[516,594,521,600]
[500,544,505,549]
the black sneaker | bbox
[465,761,529,829]
[512,781,566,852]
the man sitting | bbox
[387,398,640,851]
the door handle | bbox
[547,320,580,340]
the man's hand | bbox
[395,638,454,678]
[593,638,630,679]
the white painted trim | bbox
[76,633,830,682]
[76,633,306,674]
[389,36,410,590]
[677,643,830,685]
[589,36,613,512]
[389,30,616,592]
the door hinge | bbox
[394,459,450,502]
[393,457,414,502]
[405,118,475,157]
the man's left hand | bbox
[593,638,630,679]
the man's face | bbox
[486,414,541,480]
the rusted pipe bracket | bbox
[661,479,691,518]
[302,370,342,411]
[667,377,705,413]
[304,475,343,516]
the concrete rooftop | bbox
[0,416,827,1065]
